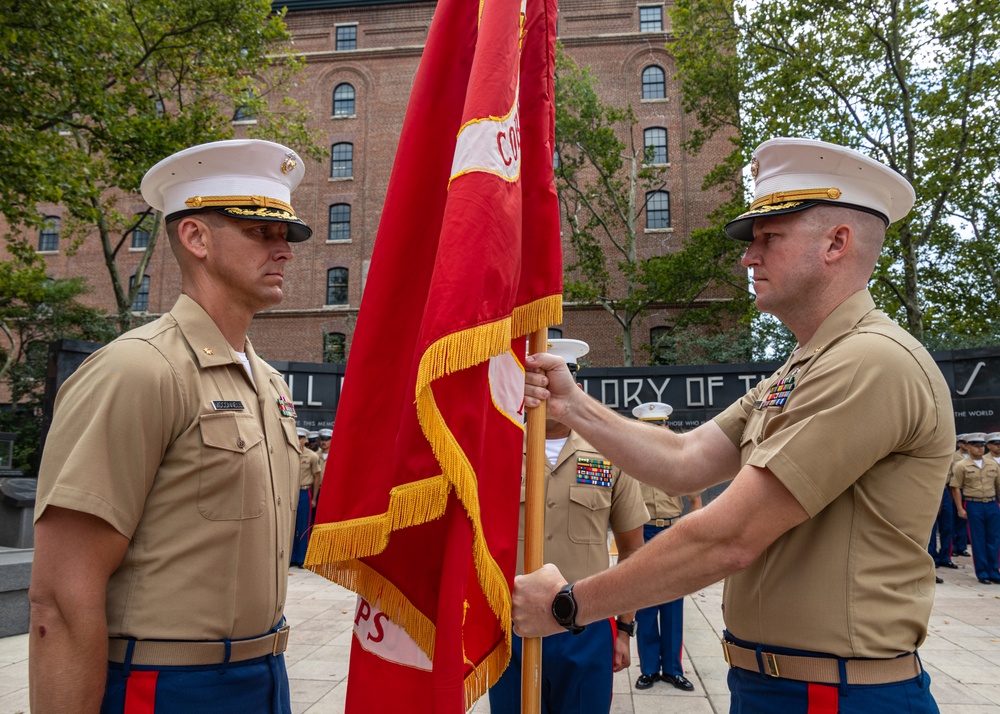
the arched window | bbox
[38,216,60,252]
[644,127,668,165]
[323,332,347,364]
[329,204,351,241]
[130,274,151,312]
[333,83,355,116]
[331,142,354,178]
[327,267,349,305]
[646,191,671,229]
[641,66,666,100]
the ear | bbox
[174,216,211,260]
[823,223,852,265]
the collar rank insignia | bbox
[277,396,297,418]
[576,457,613,487]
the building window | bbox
[548,328,563,339]
[639,6,663,32]
[336,25,357,51]
[130,274,150,312]
[650,326,672,365]
[333,83,355,116]
[38,216,60,252]
[646,190,671,229]
[327,267,349,305]
[644,127,668,165]
[232,89,256,122]
[331,142,354,179]
[323,332,347,364]
[131,213,154,249]
[641,66,666,100]
[329,204,351,241]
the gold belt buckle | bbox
[273,625,291,656]
[722,638,733,667]
[763,652,780,677]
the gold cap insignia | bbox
[281,154,297,175]
[750,156,759,179]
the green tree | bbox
[555,47,750,365]
[0,0,324,332]
[671,0,1000,344]
[0,246,117,476]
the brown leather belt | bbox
[965,497,997,503]
[721,639,921,685]
[647,517,678,527]
[108,626,290,666]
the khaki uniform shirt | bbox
[36,295,301,641]
[516,431,648,584]
[640,484,684,522]
[714,291,954,658]
[950,456,1000,499]
[299,449,321,489]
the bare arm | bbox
[524,352,741,494]
[512,464,809,637]
[950,486,966,520]
[687,492,703,511]
[609,525,643,672]
[29,507,130,713]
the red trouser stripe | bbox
[807,682,838,713]
[124,670,159,714]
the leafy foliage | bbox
[0,246,117,475]
[0,0,324,331]
[671,0,1000,346]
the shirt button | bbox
[280,549,285,558]
[547,501,555,508]
[237,438,246,449]
[756,435,763,444]
[269,445,274,454]
[546,534,553,540]
[277,496,282,506]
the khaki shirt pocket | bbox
[568,484,612,544]
[198,413,267,520]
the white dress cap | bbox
[140,139,312,242]
[632,401,673,421]
[986,432,1000,443]
[296,427,308,438]
[308,431,319,440]
[966,432,987,444]
[546,338,589,368]
[319,428,333,438]
[725,137,916,241]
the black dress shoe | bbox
[956,550,971,557]
[978,578,992,584]
[935,576,944,583]
[991,579,1000,584]
[939,562,959,569]
[635,673,658,690]
[661,673,694,691]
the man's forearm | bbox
[30,603,109,713]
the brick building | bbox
[18,0,734,368]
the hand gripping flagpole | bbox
[521,327,548,714]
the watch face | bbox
[552,593,574,622]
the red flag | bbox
[304,0,561,708]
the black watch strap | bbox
[551,582,586,634]
[615,618,636,637]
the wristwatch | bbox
[615,617,636,637]
[551,582,586,634]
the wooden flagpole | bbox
[520,326,548,714]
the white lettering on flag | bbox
[450,93,521,184]
[353,596,432,671]
[489,350,526,428]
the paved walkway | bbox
[2,559,999,713]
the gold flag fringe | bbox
[304,292,562,709]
